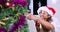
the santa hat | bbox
[37,6,56,16]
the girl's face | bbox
[39,10,50,19]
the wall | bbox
[47,0,60,20]
[28,0,37,32]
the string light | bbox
[6,2,10,6]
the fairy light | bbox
[6,2,10,6]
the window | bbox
[33,0,47,15]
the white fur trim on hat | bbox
[37,6,53,16]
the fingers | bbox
[27,13,32,20]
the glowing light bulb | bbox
[6,2,10,6]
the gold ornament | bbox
[0,21,6,25]
[2,17,9,20]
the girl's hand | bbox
[27,14,38,21]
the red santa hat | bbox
[37,6,56,16]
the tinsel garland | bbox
[0,0,29,32]
[9,15,26,32]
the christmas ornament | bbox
[6,2,10,6]
[0,0,29,32]
[0,21,6,25]
[2,17,9,20]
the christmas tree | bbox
[0,0,29,32]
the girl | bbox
[28,6,60,32]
